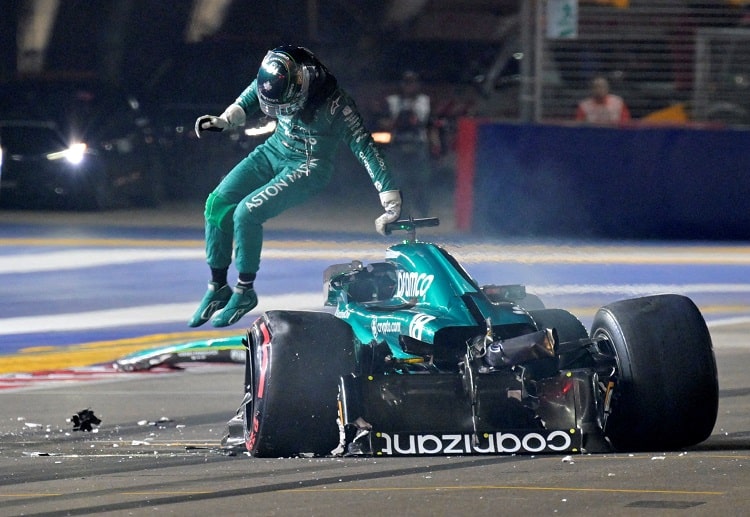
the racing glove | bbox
[195,103,246,138]
[374,190,402,236]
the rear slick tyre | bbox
[528,308,588,343]
[244,310,355,457]
[591,294,718,452]
[528,308,589,374]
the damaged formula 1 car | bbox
[224,218,718,457]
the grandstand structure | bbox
[507,0,750,124]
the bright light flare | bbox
[46,143,87,165]
[371,131,392,144]
[244,120,277,137]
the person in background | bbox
[189,45,400,328]
[382,71,439,217]
[575,75,631,124]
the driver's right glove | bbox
[374,190,402,236]
[195,103,246,138]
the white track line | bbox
[527,284,750,296]
[2,284,749,336]
[0,293,323,336]
[4,242,750,274]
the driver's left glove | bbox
[375,190,402,236]
[195,104,246,138]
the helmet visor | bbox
[258,97,306,118]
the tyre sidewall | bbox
[592,294,718,451]
[245,310,355,457]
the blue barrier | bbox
[456,120,750,240]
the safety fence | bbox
[499,0,750,124]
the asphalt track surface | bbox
[1,200,749,516]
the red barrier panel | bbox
[454,117,479,231]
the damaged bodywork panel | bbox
[114,337,245,372]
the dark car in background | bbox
[0,120,101,208]
[0,77,163,209]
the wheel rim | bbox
[590,327,621,433]
[243,337,258,452]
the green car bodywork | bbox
[325,240,536,365]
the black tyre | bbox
[518,293,545,310]
[528,308,588,375]
[591,294,718,451]
[528,308,588,343]
[244,310,355,457]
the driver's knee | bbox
[205,192,237,233]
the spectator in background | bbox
[382,71,440,217]
[576,75,631,124]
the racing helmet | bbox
[256,46,317,118]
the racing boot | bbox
[211,283,258,327]
[188,282,232,327]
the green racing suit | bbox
[203,79,395,275]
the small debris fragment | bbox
[137,416,173,427]
[562,455,574,464]
[71,409,101,432]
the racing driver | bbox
[189,45,401,328]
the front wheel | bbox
[243,310,355,457]
[591,294,718,452]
